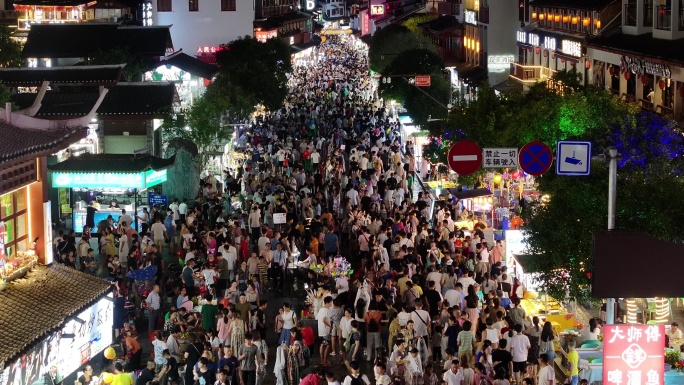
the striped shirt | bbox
[146,291,161,310]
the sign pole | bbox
[606,147,618,324]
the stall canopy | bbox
[0,264,112,372]
[449,188,493,200]
[48,153,175,189]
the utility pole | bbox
[606,147,620,324]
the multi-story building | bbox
[510,0,621,88]
[11,0,139,30]
[253,0,313,46]
[455,0,519,91]
[150,0,254,54]
[586,0,684,120]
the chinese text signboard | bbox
[604,324,664,385]
[483,148,519,168]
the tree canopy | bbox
[378,49,450,124]
[84,47,146,81]
[423,76,684,302]
[0,25,22,68]
[368,24,438,73]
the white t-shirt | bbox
[510,333,531,362]
[150,222,166,241]
[317,307,332,337]
[443,368,463,385]
[202,268,217,286]
[412,309,430,337]
[336,277,349,293]
[479,248,490,263]
[185,251,196,263]
[169,203,180,220]
[178,202,188,215]
[311,152,321,163]
[457,277,476,293]
[282,310,297,330]
[339,316,353,338]
[119,214,133,227]
[224,246,237,269]
[538,365,555,385]
[444,289,463,309]
[346,189,359,206]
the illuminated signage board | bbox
[562,40,582,57]
[621,55,671,78]
[516,30,583,57]
[361,10,370,36]
[305,0,315,10]
[143,1,153,26]
[603,324,664,385]
[255,30,278,43]
[370,4,385,15]
[488,55,515,70]
[464,9,477,25]
[0,294,114,385]
[52,169,167,189]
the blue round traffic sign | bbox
[519,141,553,175]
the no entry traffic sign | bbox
[519,141,553,175]
[448,140,482,175]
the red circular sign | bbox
[448,140,482,175]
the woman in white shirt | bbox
[279,303,297,345]
[578,318,601,346]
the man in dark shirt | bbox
[370,291,388,313]
[424,281,443,318]
[492,339,513,378]
[162,350,179,384]
[135,360,167,385]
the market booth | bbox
[48,153,175,233]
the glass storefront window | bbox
[0,188,29,256]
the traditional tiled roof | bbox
[529,0,617,10]
[587,33,684,66]
[11,83,176,118]
[22,24,173,58]
[0,121,88,165]
[159,52,218,80]
[48,153,176,173]
[0,264,112,366]
[0,65,124,87]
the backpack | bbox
[347,375,365,385]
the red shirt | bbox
[302,150,311,160]
[301,326,315,347]
[300,374,320,385]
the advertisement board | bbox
[0,293,114,385]
[603,324,664,385]
[52,170,167,189]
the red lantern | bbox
[535,47,541,54]
[641,75,649,85]
[624,72,631,80]
[585,60,591,69]
[609,66,615,75]
[543,51,548,57]
[659,79,666,90]
[560,58,565,63]
[203,78,212,87]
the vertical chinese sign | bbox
[604,325,664,385]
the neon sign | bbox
[603,325,664,385]
[370,4,385,15]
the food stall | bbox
[48,153,175,233]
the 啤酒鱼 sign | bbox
[603,324,664,385]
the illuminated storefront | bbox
[48,153,175,233]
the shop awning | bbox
[48,153,175,189]
[587,32,684,67]
[0,264,112,368]
[449,188,493,199]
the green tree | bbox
[368,24,438,73]
[402,14,437,34]
[0,25,22,68]
[214,36,292,111]
[378,49,450,124]
[84,47,146,81]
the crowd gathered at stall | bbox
[50,36,621,385]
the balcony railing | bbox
[509,63,556,83]
[624,3,637,26]
[656,5,671,30]
[644,2,653,26]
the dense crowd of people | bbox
[51,35,606,385]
